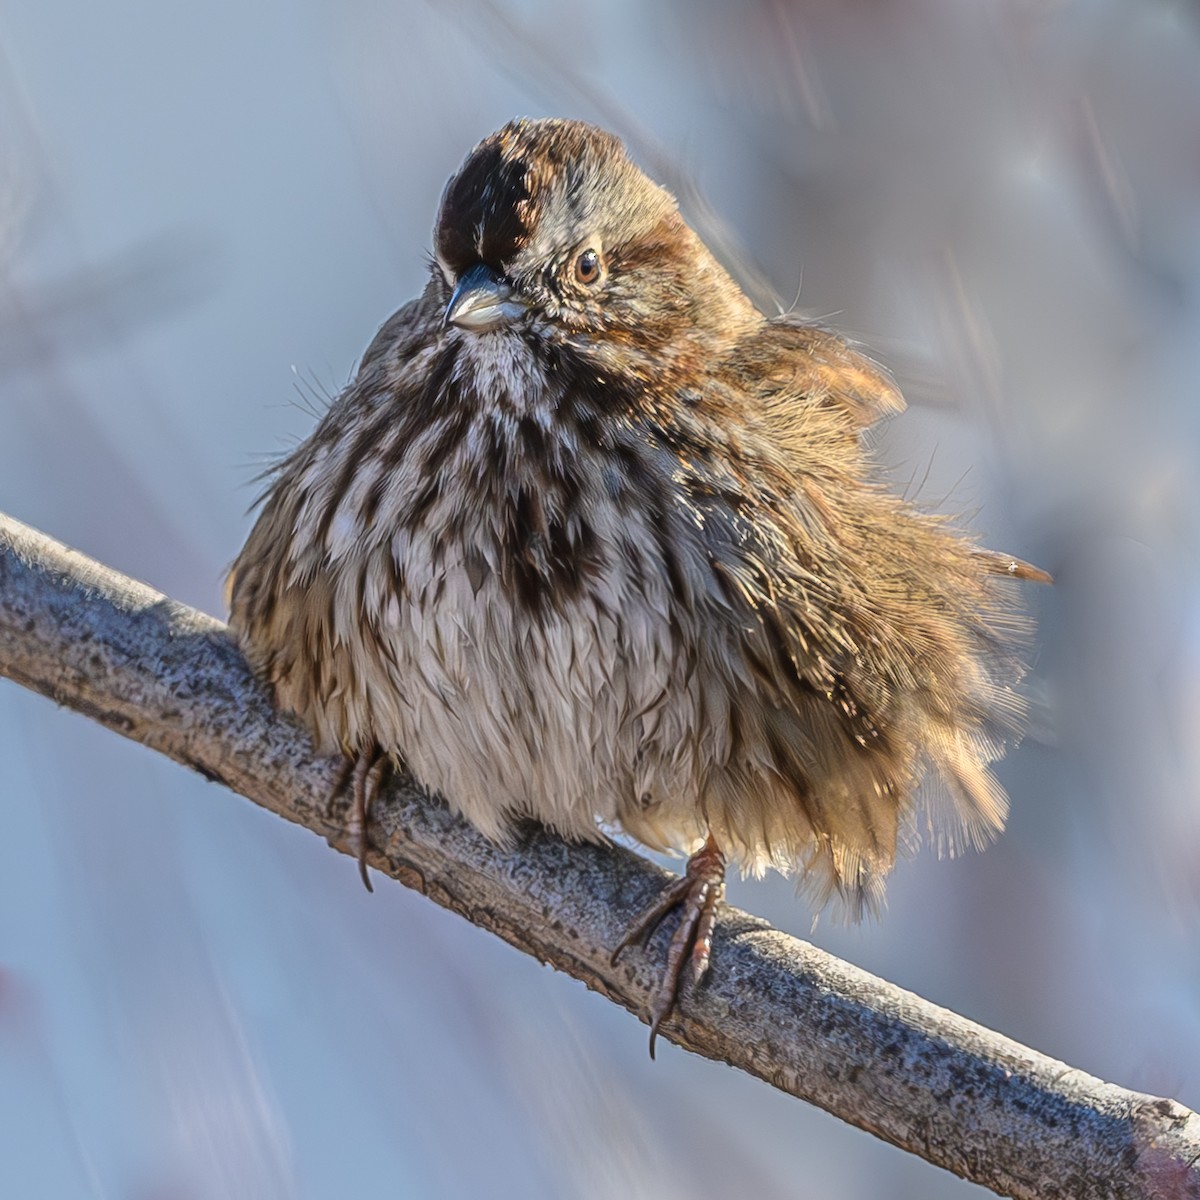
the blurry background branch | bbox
[1,509,1196,1200]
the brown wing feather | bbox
[688,321,1043,911]
[760,315,906,429]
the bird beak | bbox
[445,263,527,331]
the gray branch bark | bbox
[0,509,1196,1200]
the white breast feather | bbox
[327,332,709,847]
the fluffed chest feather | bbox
[325,392,713,845]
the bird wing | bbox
[758,315,906,429]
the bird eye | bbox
[573,248,602,286]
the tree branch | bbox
[0,509,1195,1199]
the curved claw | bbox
[614,835,727,1059]
[332,746,388,892]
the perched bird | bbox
[227,118,1049,1053]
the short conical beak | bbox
[445,263,528,331]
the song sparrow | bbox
[227,118,1048,1053]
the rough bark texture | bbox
[0,510,1196,1199]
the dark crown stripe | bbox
[436,142,533,272]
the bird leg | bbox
[612,834,726,1058]
[331,746,388,892]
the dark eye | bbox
[573,248,602,286]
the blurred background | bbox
[1,0,1198,1196]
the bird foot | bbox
[331,746,388,892]
[612,835,726,1058]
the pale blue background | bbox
[1,2,1197,1196]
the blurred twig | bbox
[0,233,219,372]
[0,509,1196,1200]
